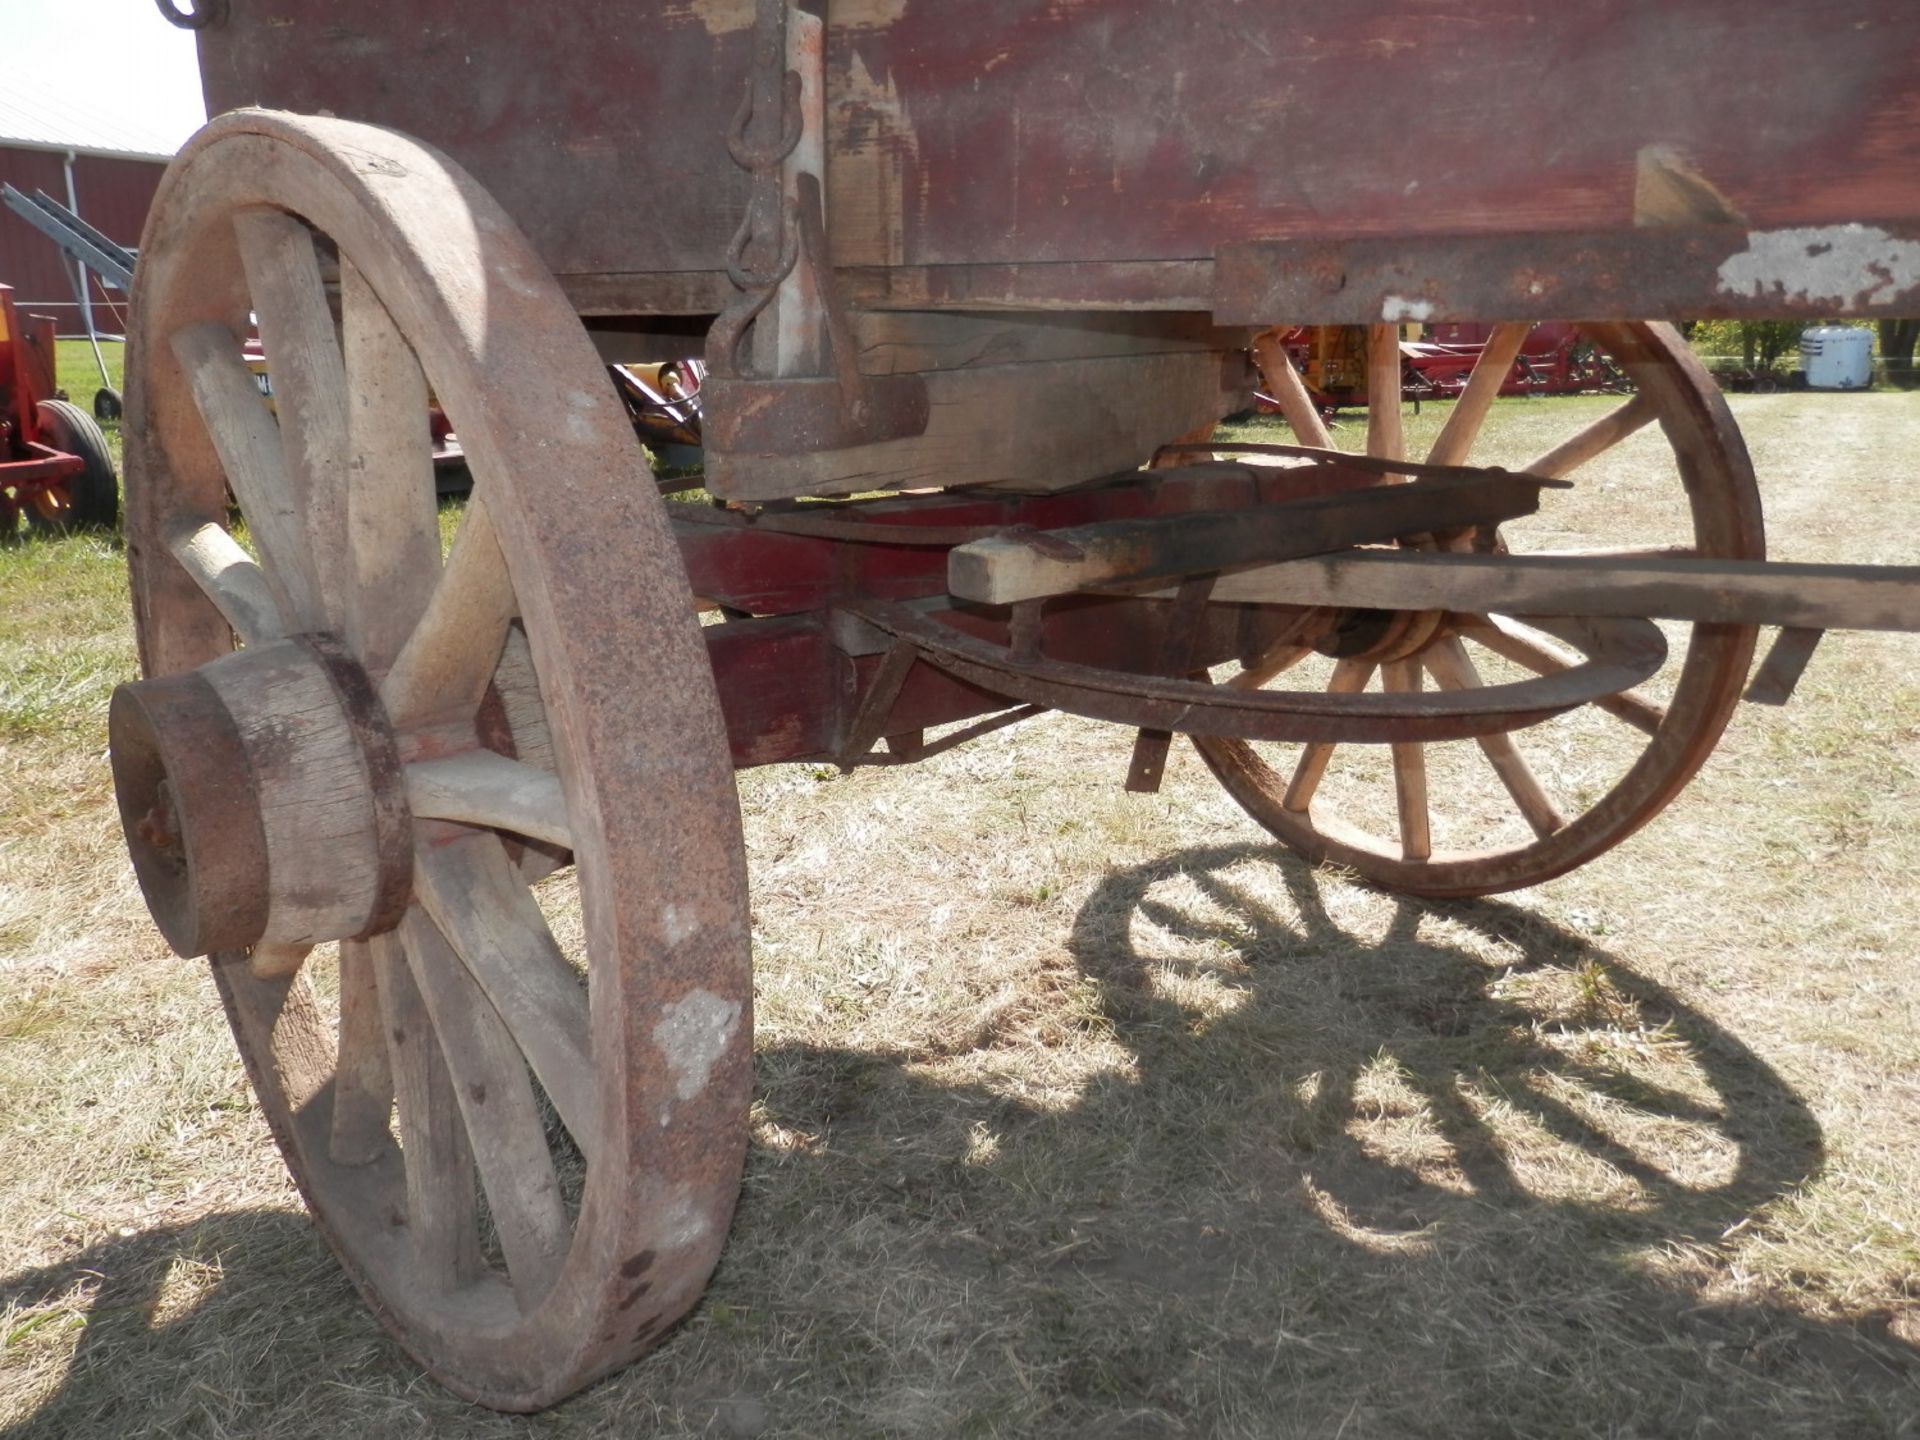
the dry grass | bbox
[5,389,1920,1437]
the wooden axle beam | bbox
[1201,551,1920,632]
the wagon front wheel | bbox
[116,110,750,1409]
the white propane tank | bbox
[1799,326,1874,390]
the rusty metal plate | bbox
[1215,224,1920,327]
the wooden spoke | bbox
[379,498,516,728]
[491,626,570,883]
[170,322,324,627]
[1382,660,1431,861]
[1231,608,1332,691]
[1425,323,1530,468]
[1424,636,1566,839]
[404,752,573,850]
[402,909,569,1306]
[494,626,555,773]
[371,931,481,1292]
[331,939,395,1166]
[1523,390,1659,480]
[1366,323,1404,464]
[234,209,353,627]
[165,518,286,645]
[412,835,596,1158]
[341,256,442,667]
[1460,616,1665,736]
[1232,643,1313,691]
[1250,327,1334,448]
[1282,658,1376,812]
[249,943,312,980]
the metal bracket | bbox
[1126,575,1216,793]
[1744,626,1825,706]
[706,0,929,455]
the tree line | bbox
[1682,319,1918,374]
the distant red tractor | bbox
[0,285,117,533]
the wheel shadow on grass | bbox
[8,847,1918,1438]
[740,842,1919,1438]
[0,1211,404,1440]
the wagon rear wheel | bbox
[1195,321,1763,896]
[116,110,750,1410]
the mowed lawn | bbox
[3,387,1920,1438]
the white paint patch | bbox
[661,904,698,947]
[1717,224,1920,309]
[656,1185,714,1252]
[1381,295,1435,323]
[653,989,741,1101]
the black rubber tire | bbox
[29,398,120,531]
[94,386,124,421]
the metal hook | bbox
[156,0,228,30]
[724,195,801,293]
[726,70,805,174]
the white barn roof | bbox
[0,78,192,163]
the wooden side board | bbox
[826,1,1920,276]
[200,3,1920,314]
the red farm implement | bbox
[1263,322,1633,414]
[85,0,1920,1410]
[0,285,117,533]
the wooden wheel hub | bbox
[109,635,411,956]
[1314,605,1448,663]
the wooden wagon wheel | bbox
[1194,321,1764,897]
[112,110,750,1410]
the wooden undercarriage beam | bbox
[705,348,1252,500]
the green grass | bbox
[52,339,124,407]
[0,533,131,739]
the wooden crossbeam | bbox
[947,472,1549,605]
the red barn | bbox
[0,88,177,340]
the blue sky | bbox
[4,0,207,154]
